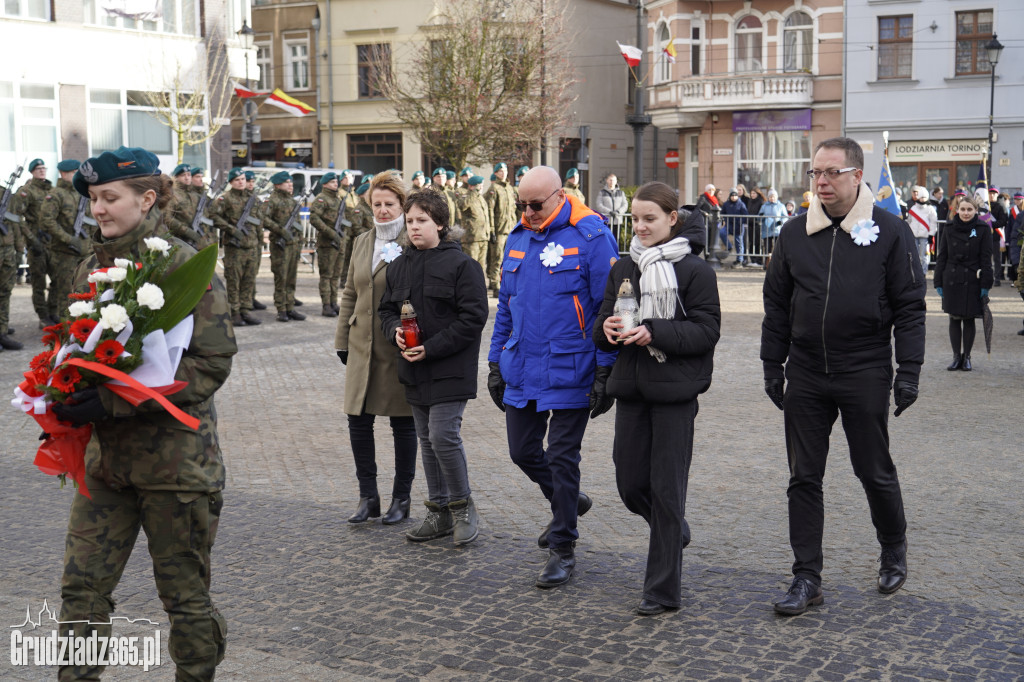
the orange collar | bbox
[521,197,566,233]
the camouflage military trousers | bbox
[270,240,299,312]
[0,245,16,332]
[464,240,489,288]
[27,241,54,320]
[486,233,509,292]
[49,251,82,319]
[60,478,226,682]
[222,245,258,316]
[251,238,264,301]
[317,245,343,306]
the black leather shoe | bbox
[878,541,908,594]
[347,495,381,523]
[536,546,575,588]
[251,298,268,310]
[960,355,972,371]
[1017,327,1024,336]
[637,599,670,616]
[381,498,410,525]
[947,353,963,371]
[287,309,306,321]
[240,311,262,326]
[539,492,593,548]
[0,335,24,350]
[773,577,824,615]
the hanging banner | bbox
[732,109,812,132]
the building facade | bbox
[0,0,254,181]
[644,0,844,205]
[845,1,1022,198]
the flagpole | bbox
[626,0,651,186]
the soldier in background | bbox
[430,167,457,225]
[309,171,344,317]
[211,167,261,326]
[339,169,359,213]
[444,170,461,225]
[513,165,529,223]
[485,162,517,297]
[164,164,202,247]
[18,159,56,327]
[563,167,585,204]
[190,167,206,193]
[38,159,92,319]
[262,171,305,322]
[0,169,26,350]
[457,175,490,286]
[410,170,427,194]
[244,171,270,311]
[340,179,373,288]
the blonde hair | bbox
[369,171,407,207]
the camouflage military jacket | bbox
[340,187,360,214]
[351,198,374,237]
[73,210,237,492]
[211,187,259,248]
[485,179,517,236]
[39,178,91,256]
[2,187,26,249]
[17,177,52,243]
[564,185,586,204]
[262,188,298,244]
[309,189,344,249]
[457,189,490,243]
[164,183,201,246]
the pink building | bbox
[645,0,844,206]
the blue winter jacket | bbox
[488,195,619,410]
[758,199,788,238]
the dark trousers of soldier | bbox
[505,403,589,549]
[486,233,508,292]
[0,245,16,333]
[222,245,258,317]
[269,241,299,312]
[60,477,226,682]
[347,413,417,500]
[783,363,907,585]
[613,399,696,608]
[27,241,54,320]
[317,246,343,306]
[49,251,81,319]
[993,233,1005,281]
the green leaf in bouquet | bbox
[147,244,219,333]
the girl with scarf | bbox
[336,172,417,525]
[593,182,721,616]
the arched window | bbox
[783,12,813,72]
[735,16,763,73]
[657,23,673,83]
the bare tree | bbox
[379,0,577,169]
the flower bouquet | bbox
[11,238,219,497]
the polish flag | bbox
[232,81,263,98]
[265,89,316,117]
[617,41,642,68]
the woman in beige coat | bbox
[335,172,416,524]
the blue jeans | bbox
[410,401,471,504]
[719,222,746,262]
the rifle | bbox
[72,196,97,239]
[329,189,352,249]
[190,170,223,237]
[275,183,317,249]
[231,190,263,247]
[0,162,25,237]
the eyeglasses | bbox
[806,168,858,180]
[515,188,560,212]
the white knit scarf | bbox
[628,234,691,362]
[372,214,404,270]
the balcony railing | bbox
[650,73,813,112]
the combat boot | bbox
[0,335,24,350]
[322,304,338,317]
[287,309,306,321]
[405,501,453,542]
[240,311,262,325]
[251,298,267,310]
[536,545,575,588]
[449,497,479,546]
[277,311,290,322]
[231,314,246,327]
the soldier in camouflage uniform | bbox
[56,146,237,682]
[0,172,26,351]
[164,163,203,247]
[18,158,57,326]
[38,159,92,319]
[563,167,586,204]
[262,171,305,322]
[410,170,427,195]
[430,167,457,225]
[211,167,261,326]
[244,171,271,311]
[341,180,373,287]
[485,162,518,296]
[457,175,491,286]
[309,172,345,317]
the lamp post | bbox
[985,33,1004,186]
[312,11,322,166]
[237,19,255,165]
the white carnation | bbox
[106,267,127,282]
[136,282,165,310]
[99,303,129,332]
[88,271,110,284]
[144,237,171,255]
[114,258,134,269]
[68,301,96,317]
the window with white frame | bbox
[0,82,58,171]
[734,15,763,73]
[88,89,173,156]
[1,0,49,20]
[284,39,310,90]
[736,131,811,206]
[83,0,200,36]
[783,12,813,72]
[656,23,673,84]
[255,43,273,91]
[690,23,703,76]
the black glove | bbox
[487,361,506,412]
[52,388,108,427]
[764,378,785,411]
[893,380,918,417]
[489,232,497,245]
[589,366,614,419]
[337,350,348,365]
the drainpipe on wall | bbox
[325,0,335,166]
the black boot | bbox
[536,545,575,588]
[946,353,962,371]
[538,492,593,548]
[348,494,381,523]
[961,355,972,371]
[251,298,268,310]
[381,498,410,525]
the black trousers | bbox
[783,363,907,585]
[505,403,589,548]
[347,413,417,499]
[613,399,696,608]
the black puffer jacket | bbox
[378,239,489,406]
[593,208,721,403]
[933,215,993,319]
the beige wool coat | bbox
[335,228,412,417]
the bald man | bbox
[487,166,620,589]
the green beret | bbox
[516,166,529,177]
[191,167,204,176]
[227,167,245,181]
[244,171,255,180]
[320,172,338,185]
[28,159,45,172]
[56,160,81,173]
[490,173,496,181]
[270,170,291,185]
[73,146,160,198]
[565,167,578,179]
[460,167,472,177]
[412,170,424,180]
[493,162,507,172]
[432,167,446,177]
[445,171,455,180]
[171,163,191,177]
[468,175,484,186]
[355,182,370,196]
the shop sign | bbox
[732,109,811,132]
[888,139,986,162]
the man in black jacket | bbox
[761,137,926,616]
[987,186,1009,284]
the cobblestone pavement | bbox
[1,266,1022,680]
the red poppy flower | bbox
[51,365,82,393]
[30,350,54,372]
[69,318,98,343]
[69,282,98,301]
[94,339,124,365]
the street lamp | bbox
[237,19,255,165]
[985,33,1003,186]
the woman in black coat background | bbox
[593,182,721,616]
[934,195,993,371]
